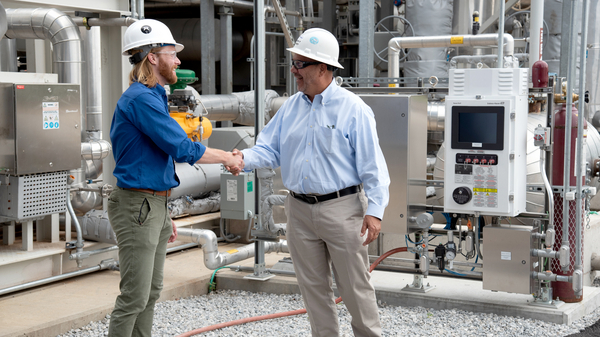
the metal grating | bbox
[17,171,67,218]
[551,194,584,275]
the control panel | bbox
[444,68,528,216]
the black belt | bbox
[290,185,361,205]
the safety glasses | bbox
[291,60,321,69]
[153,50,178,60]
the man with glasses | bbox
[238,28,390,337]
[108,19,243,337]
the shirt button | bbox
[305,177,308,179]
[313,109,315,111]
[306,159,308,162]
[310,125,313,128]
[308,142,311,145]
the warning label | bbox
[472,165,498,208]
[43,102,60,130]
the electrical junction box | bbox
[483,226,537,295]
[220,171,255,220]
[444,68,528,217]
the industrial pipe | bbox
[388,34,515,79]
[497,0,505,68]
[531,249,560,259]
[5,8,82,86]
[0,259,118,297]
[70,245,118,261]
[533,271,571,283]
[177,228,288,270]
[574,0,591,298]
[529,0,545,79]
[540,149,555,246]
[66,187,85,268]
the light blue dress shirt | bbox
[242,79,390,219]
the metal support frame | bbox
[401,274,435,293]
[358,0,374,85]
[201,0,216,95]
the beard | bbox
[158,60,177,85]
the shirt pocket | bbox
[316,126,340,154]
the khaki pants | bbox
[107,187,172,337]
[285,192,382,337]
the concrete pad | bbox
[0,243,291,337]
[215,269,600,326]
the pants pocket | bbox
[137,198,151,226]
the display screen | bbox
[451,106,504,150]
[458,112,498,144]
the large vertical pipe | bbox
[201,0,216,95]
[496,0,505,68]
[219,6,233,95]
[83,27,103,136]
[529,0,544,81]
[574,0,590,298]
[358,0,374,85]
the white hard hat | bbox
[287,28,344,69]
[122,19,184,57]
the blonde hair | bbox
[128,47,162,87]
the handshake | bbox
[224,148,244,175]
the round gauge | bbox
[452,187,472,205]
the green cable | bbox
[208,266,228,293]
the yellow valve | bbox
[170,112,212,142]
[467,219,473,231]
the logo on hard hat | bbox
[310,37,319,44]
[141,25,152,34]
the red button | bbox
[465,158,472,164]
[481,159,488,164]
[489,159,496,165]
[473,158,480,164]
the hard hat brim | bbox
[287,46,344,69]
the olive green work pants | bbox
[107,187,172,337]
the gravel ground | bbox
[57,290,600,337]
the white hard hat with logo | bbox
[287,28,344,69]
[122,19,184,64]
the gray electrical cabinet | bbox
[358,95,428,235]
[0,83,81,175]
[220,171,255,220]
[483,226,536,294]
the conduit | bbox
[175,247,409,337]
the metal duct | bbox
[178,227,288,270]
[404,0,454,79]
[171,163,221,199]
[0,3,6,38]
[0,38,18,72]
[81,139,112,180]
[5,8,82,85]
[82,27,102,134]
[388,34,516,79]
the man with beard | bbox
[238,28,390,337]
[108,19,244,337]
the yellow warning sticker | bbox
[450,36,464,44]
[227,249,239,254]
[473,188,498,193]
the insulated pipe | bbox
[177,228,288,270]
[83,27,102,134]
[497,0,505,68]
[0,259,118,296]
[529,0,544,79]
[5,8,82,86]
[81,139,112,161]
[388,34,515,79]
[0,38,18,72]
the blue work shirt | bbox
[242,80,390,219]
[110,82,206,191]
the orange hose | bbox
[175,247,409,337]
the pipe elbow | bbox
[388,38,402,54]
[502,34,514,56]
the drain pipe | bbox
[388,33,515,79]
[177,228,288,270]
[0,259,118,297]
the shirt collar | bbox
[301,78,337,105]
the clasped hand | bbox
[225,148,244,175]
